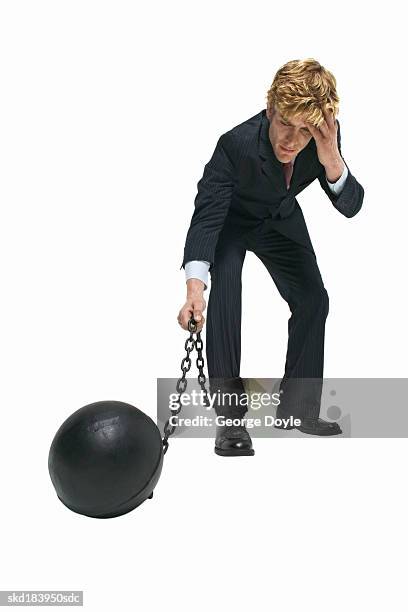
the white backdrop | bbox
[1,1,407,610]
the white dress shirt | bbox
[185,162,349,290]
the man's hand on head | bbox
[308,107,345,181]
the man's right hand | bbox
[177,279,206,332]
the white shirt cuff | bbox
[326,162,349,196]
[185,260,211,290]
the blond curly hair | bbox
[266,58,340,127]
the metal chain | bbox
[162,316,211,454]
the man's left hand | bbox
[308,108,344,181]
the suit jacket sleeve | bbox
[317,119,364,218]
[180,132,236,271]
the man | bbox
[177,58,364,455]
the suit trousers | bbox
[206,217,329,421]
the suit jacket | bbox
[180,108,364,271]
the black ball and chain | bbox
[48,316,209,518]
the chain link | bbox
[162,316,211,454]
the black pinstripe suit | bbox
[180,109,364,419]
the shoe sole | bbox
[297,426,342,436]
[214,447,255,456]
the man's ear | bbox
[266,106,275,122]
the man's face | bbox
[266,106,313,162]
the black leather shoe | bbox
[214,424,255,456]
[275,416,342,436]
[297,417,342,436]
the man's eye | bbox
[281,120,309,134]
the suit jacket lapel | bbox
[258,111,286,194]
